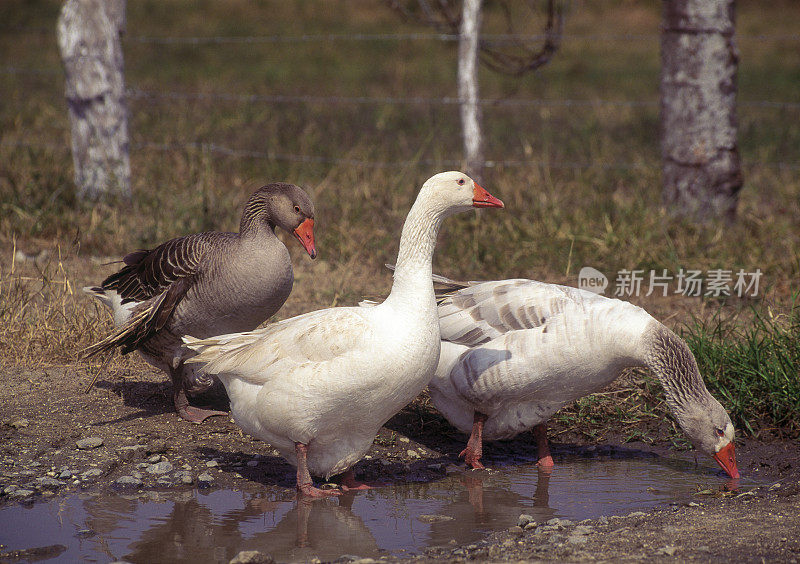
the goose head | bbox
[241,183,317,258]
[418,171,504,218]
[647,324,739,479]
[675,399,739,479]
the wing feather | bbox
[183,307,372,386]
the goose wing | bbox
[183,307,372,386]
[437,278,602,347]
[101,232,226,302]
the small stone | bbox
[36,477,64,489]
[197,472,214,487]
[518,514,535,527]
[688,502,701,507]
[147,454,162,464]
[229,550,274,564]
[58,470,72,480]
[206,460,219,468]
[657,545,678,556]
[398,437,410,443]
[406,450,420,459]
[113,476,143,490]
[146,461,174,475]
[9,488,35,498]
[3,485,19,495]
[180,474,194,485]
[572,525,594,535]
[567,534,588,545]
[628,511,647,517]
[76,437,104,450]
[508,526,524,536]
[147,439,168,454]
[81,468,104,480]
[117,445,147,461]
[523,522,537,531]
[131,471,143,479]
[418,514,455,523]
[768,482,781,491]
[9,418,29,429]
[247,460,259,467]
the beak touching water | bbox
[293,218,317,259]
[713,442,740,479]
[472,183,504,209]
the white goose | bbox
[183,171,504,497]
[427,275,739,479]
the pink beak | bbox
[713,442,740,479]
[293,218,316,259]
[472,183,504,208]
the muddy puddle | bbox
[0,456,750,563]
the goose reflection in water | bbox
[92,491,378,563]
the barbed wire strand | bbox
[3,138,798,171]
[124,87,800,110]
[3,26,800,42]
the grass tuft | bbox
[683,297,800,439]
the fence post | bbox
[57,0,131,201]
[458,0,484,181]
[660,0,742,221]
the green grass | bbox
[683,296,800,439]
[1,0,799,439]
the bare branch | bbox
[386,0,564,76]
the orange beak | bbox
[292,218,316,259]
[712,442,739,479]
[472,183,504,208]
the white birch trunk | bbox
[57,0,131,201]
[660,0,742,221]
[458,0,484,181]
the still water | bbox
[0,456,742,563]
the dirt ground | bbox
[1,363,799,563]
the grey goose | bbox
[83,182,316,423]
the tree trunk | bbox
[660,0,742,221]
[458,0,484,181]
[57,0,131,201]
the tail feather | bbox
[83,285,114,310]
[80,304,154,359]
[384,264,472,302]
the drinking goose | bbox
[183,171,504,497]
[428,275,739,479]
[83,182,317,423]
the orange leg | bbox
[295,442,341,498]
[533,423,554,468]
[459,411,488,469]
[335,468,375,491]
[172,384,228,424]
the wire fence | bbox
[3,26,800,172]
[4,137,798,172]
[5,26,800,42]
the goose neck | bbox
[644,324,712,414]
[386,198,445,304]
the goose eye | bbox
[457,178,465,186]
[715,428,725,437]
[294,205,301,213]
